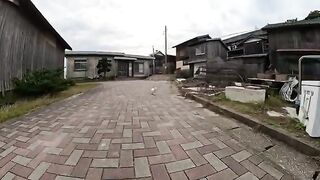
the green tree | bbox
[97,58,112,79]
[305,10,320,20]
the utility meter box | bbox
[299,81,320,137]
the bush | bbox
[176,69,192,79]
[13,69,75,96]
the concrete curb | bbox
[182,90,320,156]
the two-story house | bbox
[173,35,228,78]
[173,35,211,71]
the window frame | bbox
[195,45,206,56]
[134,62,144,74]
[74,59,87,72]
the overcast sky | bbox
[32,0,319,55]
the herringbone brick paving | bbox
[0,81,293,179]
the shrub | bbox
[176,69,192,79]
[13,69,75,96]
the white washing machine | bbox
[299,81,320,137]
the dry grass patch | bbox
[0,83,98,123]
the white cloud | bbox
[31,0,320,55]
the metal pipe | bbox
[298,55,320,95]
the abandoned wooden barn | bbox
[174,35,212,71]
[262,18,320,75]
[0,0,72,94]
[153,51,176,74]
[221,30,269,79]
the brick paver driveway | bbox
[0,81,293,180]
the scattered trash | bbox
[151,87,157,96]
[176,78,186,83]
[283,107,299,119]
[267,111,284,117]
[280,77,299,102]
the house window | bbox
[195,45,206,56]
[134,63,144,74]
[74,60,87,71]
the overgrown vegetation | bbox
[13,69,74,96]
[0,83,97,123]
[176,69,192,79]
[97,58,112,80]
[210,93,307,135]
[305,10,320,20]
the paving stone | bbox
[261,174,277,180]
[71,158,92,178]
[186,149,207,166]
[65,150,83,166]
[209,138,228,149]
[82,151,107,158]
[15,136,30,143]
[204,153,227,171]
[40,173,56,180]
[47,164,73,176]
[197,144,220,155]
[235,172,259,180]
[98,139,111,150]
[221,156,248,176]
[0,146,17,157]
[103,168,135,179]
[170,129,184,139]
[170,145,189,160]
[181,141,203,151]
[86,168,103,180]
[91,159,119,168]
[72,138,91,144]
[43,147,63,155]
[214,147,236,158]
[151,164,170,180]
[207,168,238,180]
[55,176,83,180]
[0,162,15,178]
[120,150,133,167]
[2,172,15,180]
[166,159,195,173]
[185,164,216,180]
[11,155,32,166]
[28,162,51,180]
[148,154,176,165]
[143,131,161,137]
[258,162,284,180]
[97,129,114,134]
[156,141,171,154]
[10,164,33,178]
[241,160,266,178]
[0,81,294,180]
[170,172,189,180]
[122,143,145,150]
[123,129,133,138]
[231,150,252,162]
[143,137,156,148]
[135,157,151,178]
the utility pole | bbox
[152,46,155,75]
[164,25,168,74]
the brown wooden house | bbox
[0,0,72,94]
[173,35,212,70]
[262,18,320,75]
[153,51,176,74]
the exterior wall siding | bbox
[268,27,320,73]
[66,56,151,79]
[0,1,65,93]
